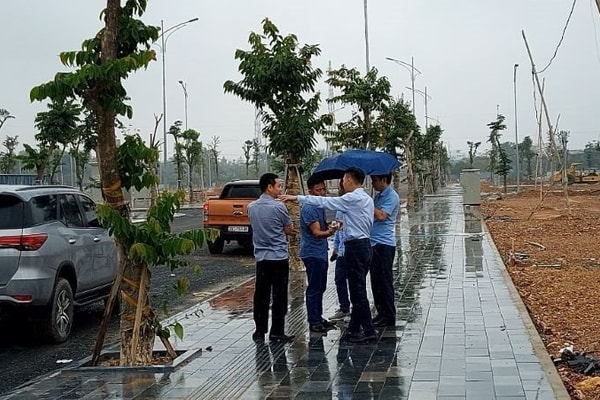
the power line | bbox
[539,0,578,73]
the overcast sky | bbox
[2,0,600,160]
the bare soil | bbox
[481,182,600,400]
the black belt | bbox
[345,238,370,245]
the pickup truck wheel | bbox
[208,237,225,254]
[44,278,74,343]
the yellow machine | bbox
[552,163,600,184]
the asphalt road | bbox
[0,208,255,395]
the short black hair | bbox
[306,174,325,189]
[371,173,392,184]
[259,173,279,193]
[344,167,365,184]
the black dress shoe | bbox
[252,331,265,343]
[269,333,295,343]
[373,319,395,328]
[349,331,378,343]
[310,324,327,333]
[321,319,337,328]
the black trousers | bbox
[253,259,289,335]
[370,243,396,322]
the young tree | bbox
[69,110,98,190]
[487,114,510,192]
[20,144,49,182]
[0,136,20,174]
[467,141,481,168]
[180,129,203,202]
[325,66,391,150]
[377,98,420,205]
[169,120,184,189]
[519,136,536,180]
[224,18,330,270]
[208,135,221,183]
[242,139,252,176]
[0,109,15,132]
[34,99,81,183]
[251,138,261,176]
[30,0,208,366]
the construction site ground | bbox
[481,181,600,400]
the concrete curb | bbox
[482,220,571,400]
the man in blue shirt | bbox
[369,174,400,328]
[280,167,377,343]
[300,175,337,333]
[248,173,295,344]
[330,179,351,321]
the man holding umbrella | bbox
[280,167,377,343]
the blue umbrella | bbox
[312,149,403,180]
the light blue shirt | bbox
[333,211,345,256]
[297,188,374,242]
[248,194,292,261]
[370,185,399,247]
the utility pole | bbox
[522,30,560,168]
[363,0,370,72]
[513,64,520,193]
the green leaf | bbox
[173,322,184,340]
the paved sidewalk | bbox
[1,185,569,399]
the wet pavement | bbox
[0,185,569,399]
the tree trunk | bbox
[188,165,194,203]
[93,0,155,366]
[284,158,304,271]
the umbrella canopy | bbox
[312,149,403,180]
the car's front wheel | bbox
[44,278,74,343]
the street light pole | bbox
[407,86,431,131]
[386,56,422,115]
[363,0,370,72]
[513,63,520,192]
[178,80,188,130]
[157,17,199,187]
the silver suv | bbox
[0,185,117,343]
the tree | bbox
[20,144,49,182]
[251,138,261,176]
[180,129,203,202]
[377,98,420,204]
[0,136,19,174]
[519,136,536,180]
[224,18,330,270]
[487,114,510,192]
[169,120,184,189]
[69,110,98,190]
[208,135,221,183]
[242,140,252,176]
[325,66,391,150]
[34,99,81,183]
[0,109,15,132]
[466,141,481,168]
[30,0,208,367]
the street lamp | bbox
[363,0,370,72]
[156,17,199,186]
[386,56,422,115]
[407,86,431,131]
[178,80,188,130]
[513,63,520,192]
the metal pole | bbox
[513,63,520,192]
[411,57,416,115]
[363,0,370,72]
[424,86,428,132]
[178,80,188,130]
[161,19,167,187]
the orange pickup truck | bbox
[202,180,261,254]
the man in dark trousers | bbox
[299,175,338,333]
[248,173,295,343]
[369,174,399,327]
